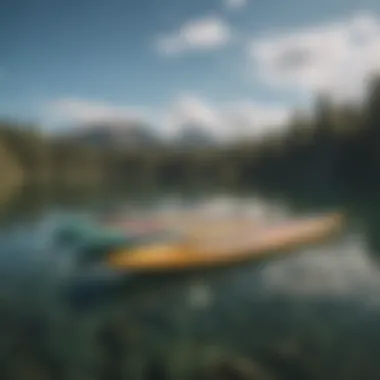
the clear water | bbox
[0,189,379,380]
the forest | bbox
[1,75,380,198]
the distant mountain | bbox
[174,123,217,148]
[64,120,162,149]
[58,120,219,151]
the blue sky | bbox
[2,0,380,139]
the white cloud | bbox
[45,98,148,126]
[224,0,247,10]
[156,16,232,55]
[249,11,380,100]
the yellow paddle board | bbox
[107,212,345,274]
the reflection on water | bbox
[0,189,379,379]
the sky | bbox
[2,0,380,140]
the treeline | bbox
[2,75,380,195]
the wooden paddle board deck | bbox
[106,212,345,274]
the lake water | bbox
[0,188,379,380]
